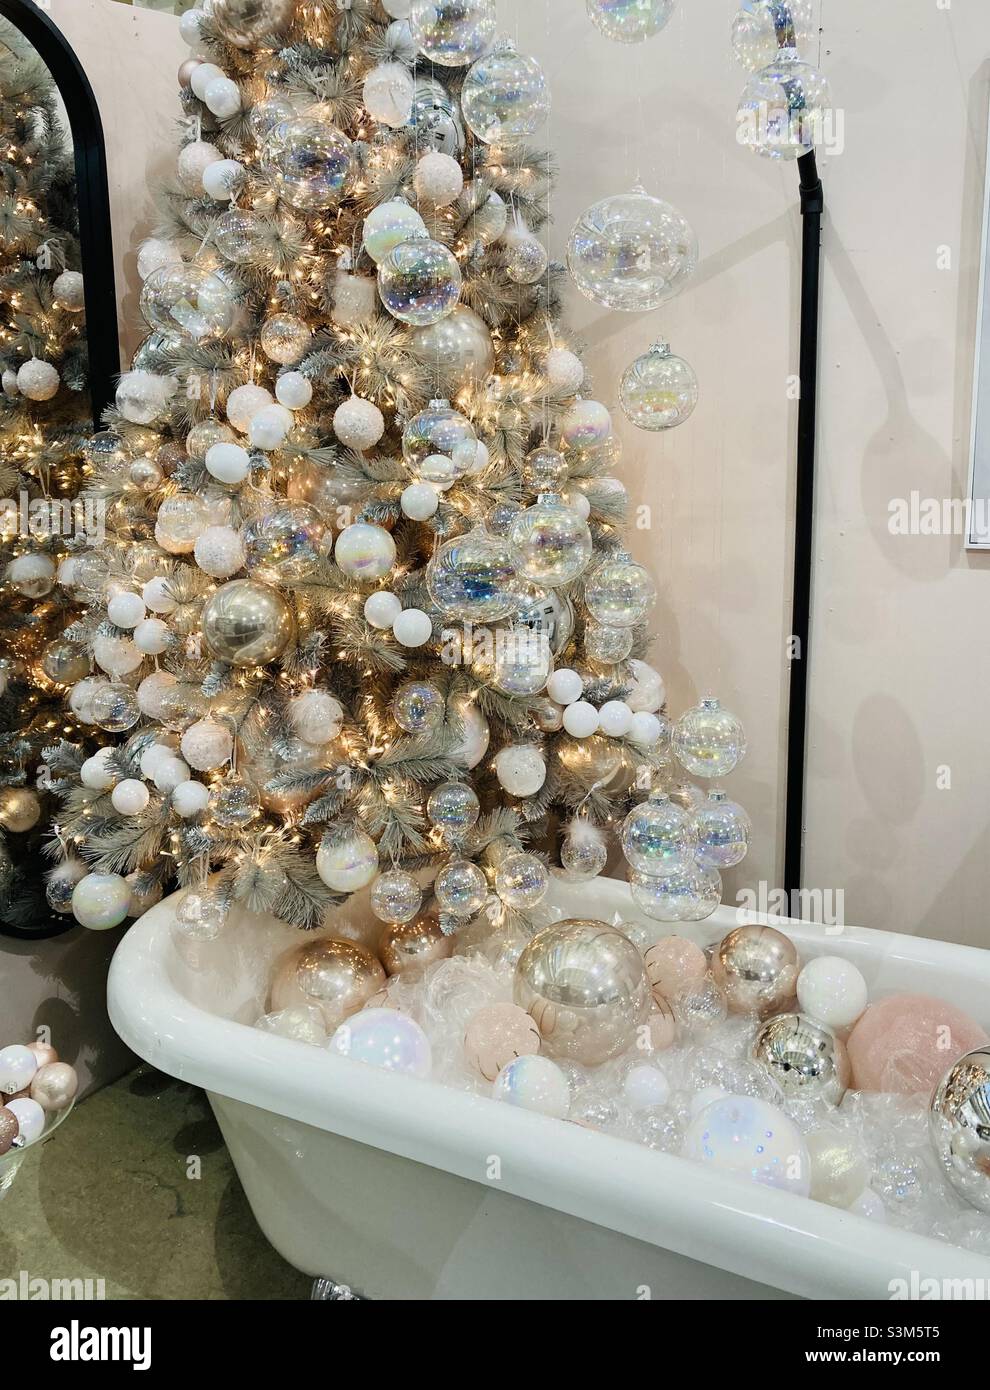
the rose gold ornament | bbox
[29,1062,78,1113]
[0,1106,18,1155]
[380,915,452,976]
[644,936,708,1002]
[464,1002,541,1082]
[178,58,202,89]
[26,1041,59,1068]
[270,938,386,1030]
[712,924,800,1017]
[848,993,989,1095]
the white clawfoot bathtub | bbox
[107,878,990,1300]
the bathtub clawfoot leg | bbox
[311,1277,363,1300]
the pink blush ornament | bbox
[464,1003,540,1083]
[645,998,678,1052]
[644,936,707,1002]
[847,993,989,1095]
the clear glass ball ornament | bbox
[407,0,496,67]
[673,698,747,778]
[261,114,354,209]
[140,264,234,343]
[187,418,236,459]
[248,96,295,141]
[621,792,697,874]
[630,862,722,922]
[391,679,445,734]
[155,491,210,554]
[584,551,656,627]
[560,823,608,880]
[370,869,423,924]
[260,312,312,365]
[521,445,567,493]
[402,399,477,477]
[494,852,550,910]
[427,525,518,622]
[426,781,481,838]
[585,623,634,663]
[736,49,833,160]
[566,185,698,312]
[491,627,553,696]
[619,341,698,431]
[509,492,593,587]
[694,788,751,869]
[587,0,676,44]
[461,39,549,145]
[505,235,550,286]
[175,887,229,942]
[378,233,462,326]
[241,503,324,582]
[434,857,488,917]
[408,76,466,156]
[208,771,261,829]
[730,1,817,72]
[89,682,142,732]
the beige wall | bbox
[40,2,990,956]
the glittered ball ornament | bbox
[796,956,869,1031]
[427,526,518,621]
[154,492,209,555]
[753,1013,852,1106]
[587,0,676,44]
[208,771,260,827]
[806,1129,871,1210]
[71,872,131,930]
[271,938,386,1029]
[407,0,496,66]
[30,1062,79,1114]
[180,717,233,771]
[545,346,584,395]
[194,525,245,579]
[391,679,444,734]
[52,269,85,310]
[434,857,488,917]
[848,994,988,1095]
[333,395,385,451]
[930,1049,990,1215]
[620,341,698,430]
[380,915,452,975]
[226,382,273,433]
[737,51,833,161]
[260,313,312,367]
[261,115,353,210]
[427,781,480,838]
[567,185,698,311]
[694,789,751,869]
[493,1054,570,1117]
[407,305,495,395]
[515,919,651,1066]
[140,264,234,342]
[673,698,747,778]
[176,138,221,191]
[504,229,549,286]
[413,150,463,206]
[329,1009,432,1078]
[683,1095,811,1197]
[712,924,800,1017]
[46,860,88,913]
[316,828,380,893]
[371,870,423,926]
[363,61,415,127]
[560,821,608,880]
[242,503,324,581]
[494,744,546,799]
[16,358,59,400]
[334,522,396,580]
[201,579,295,665]
[461,39,549,145]
[378,233,462,326]
[509,493,593,586]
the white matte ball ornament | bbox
[363,61,415,127]
[137,670,178,719]
[493,1055,570,1119]
[364,590,402,629]
[806,1129,871,1209]
[400,481,439,520]
[598,699,633,738]
[53,270,85,310]
[202,159,244,203]
[71,872,131,930]
[6,1097,44,1146]
[414,151,464,206]
[335,523,396,580]
[0,1045,37,1095]
[137,238,181,282]
[190,62,223,100]
[111,779,150,816]
[6,553,55,596]
[177,140,222,192]
[248,403,293,450]
[494,745,546,798]
[138,744,176,780]
[153,757,191,794]
[623,1062,671,1110]
[563,700,599,738]
[629,711,662,746]
[391,607,432,647]
[204,77,242,119]
[142,577,177,614]
[205,441,251,484]
[180,717,233,771]
[172,780,211,818]
[194,525,245,579]
[179,7,206,45]
[226,383,273,433]
[547,667,583,706]
[316,828,379,892]
[16,358,59,400]
[796,957,869,1031]
[382,0,412,18]
[333,396,385,451]
[107,592,145,630]
[80,747,116,791]
[134,619,169,655]
[275,372,313,410]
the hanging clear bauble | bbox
[504,233,550,286]
[513,584,575,655]
[509,492,593,587]
[566,185,698,311]
[261,114,353,209]
[621,792,697,875]
[694,788,752,869]
[584,551,657,627]
[585,623,634,663]
[407,0,496,67]
[214,207,263,264]
[521,445,567,493]
[434,856,488,917]
[587,0,676,44]
[90,682,142,733]
[212,0,297,49]
[461,39,549,144]
[426,781,481,839]
[209,771,261,829]
[408,76,466,156]
[370,869,423,925]
[731,1,817,72]
[391,680,445,734]
[736,49,833,161]
[140,264,234,343]
[629,862,722,922]
[241,503,324,582]
[378,233,462,326]
[620,341,698,430]
[494,852,550,911]
[406,306,495,396]
[248,96,295,141]
[260,312,312,365]
[673,698,747,778]
[560,821,609,880]
[490,625,553,697]
[427,526,518,622]
[401,399,476,477]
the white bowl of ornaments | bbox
[0,1040,78,1197]
[108,872,990,1300]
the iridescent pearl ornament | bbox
[494,852,549,911]
[329,1008,432,1078]
[271,938,386,1029]
[380,915,452,975]
[492,1054,570,1118]
[174,888,229,941]
[796,956,869,1031]
[673,697,747,778]
[392,607,433,647]
[752,1012,852,1106]
[364,590,403,629]
[334,523,396,580]
[316,829,380,892]
[712,924,800,1017]
[683,1095,811,1197]
[509,492,593,586]
[71,873,131,930]
[620,341,698,430]
[362,198,427,264]
[806,1129,871,1209]
[465,1003,540,1082]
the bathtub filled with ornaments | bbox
[109,873,990,1301]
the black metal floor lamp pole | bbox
[783,149,824,896]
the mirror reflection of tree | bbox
[0,16,92,936]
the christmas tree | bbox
[0,18,90,933]
[51,0,748,944]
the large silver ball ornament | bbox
[752,1012,851,1106]
[712,923,800,1017]
[929,1048,990,1213]
[513,919,651,1066]
[407,305,495,395]
[201,579,295,666]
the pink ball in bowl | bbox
[847,993,989,1095]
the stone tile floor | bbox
[0,1065,310,1299]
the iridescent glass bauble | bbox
[566,185,697,311]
